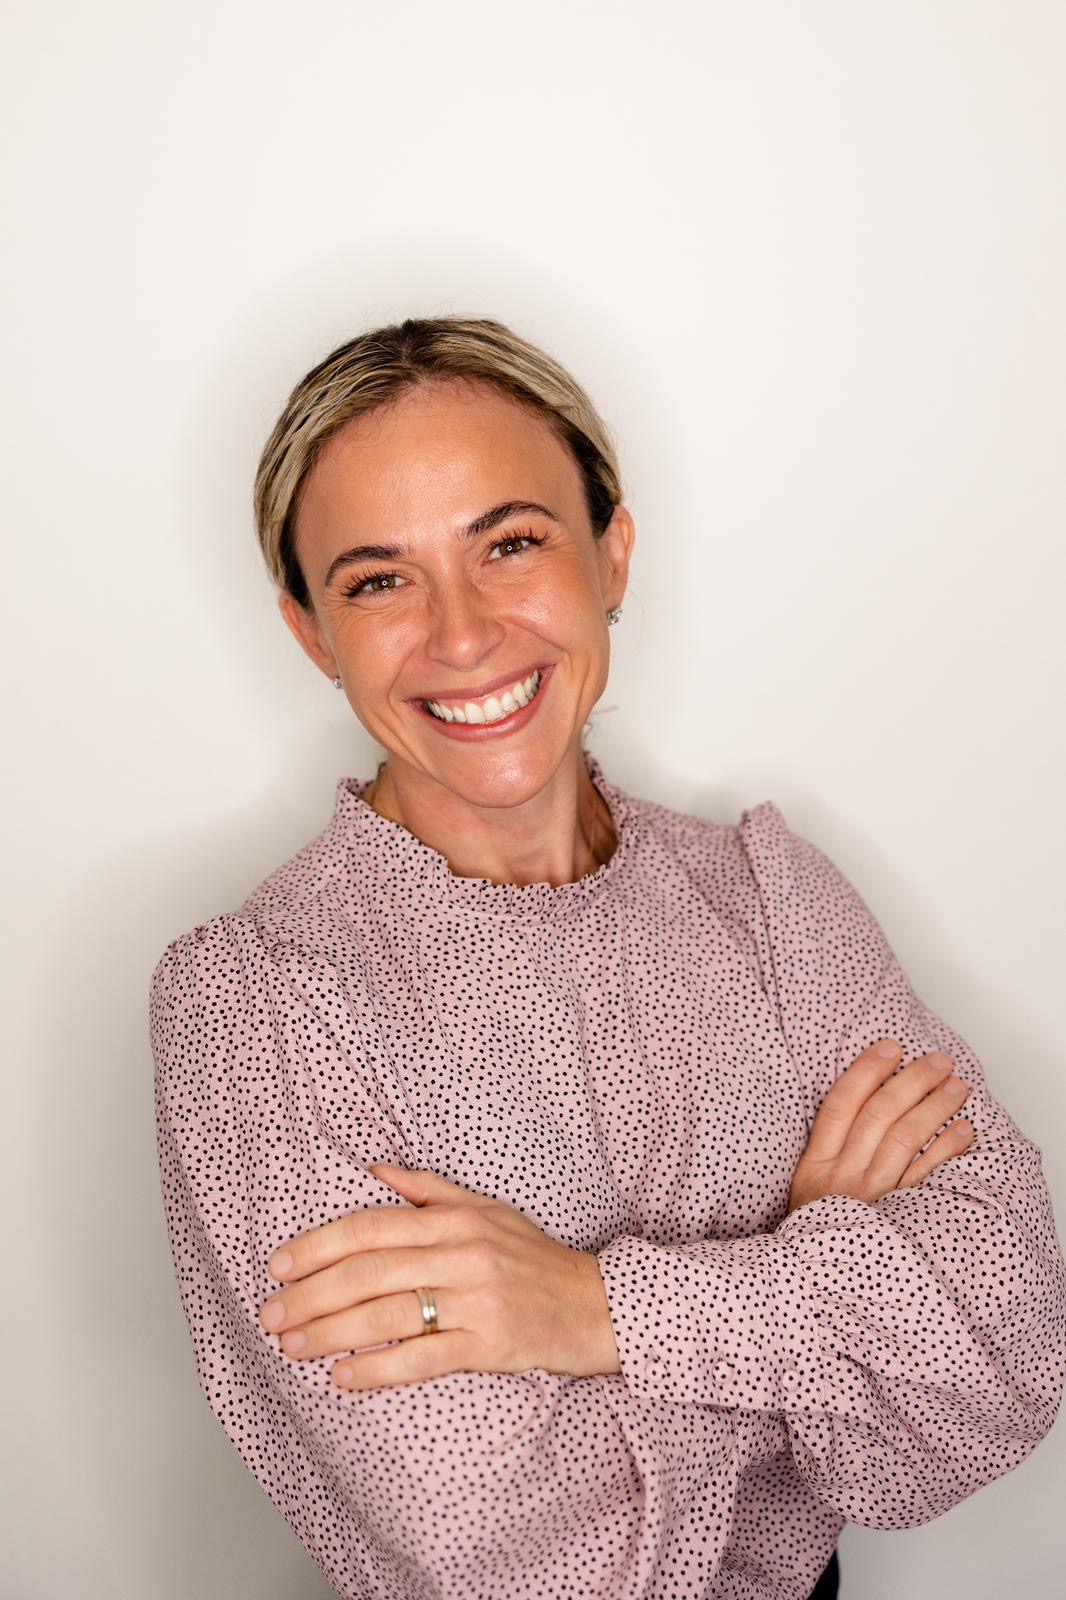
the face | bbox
[278,378,635,812]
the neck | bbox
[364,756,617,887]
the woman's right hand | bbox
[787,1040,974,1215]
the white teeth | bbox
[425,669,542,725]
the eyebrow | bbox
[323,500,562,589]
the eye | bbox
[488,531,545,561]
[339,529,546,599]
[338,563,408,599]
[340,569,398,599]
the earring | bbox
[332,676,342,689]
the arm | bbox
[596,801,1066,1530]
[151,914,741,1600]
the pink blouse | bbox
[149,749,1066,1599]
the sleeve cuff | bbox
[596,1229,828,1415]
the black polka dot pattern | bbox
[150,748,1066,1599]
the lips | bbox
[409,662,550,707]
[412,663,553,736]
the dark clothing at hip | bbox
[808,1547,840,1599]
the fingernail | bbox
[270,1250,293,1278]
[947,1072,966,1089]
[876,1040,900,1059]
[281,1330,306,1353]
[261,1300,285,1329]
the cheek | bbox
[333,612,407,669]
[329,631,400,716]
[518,568,602,632]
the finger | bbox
[863,1072,971,1194]
[333,1328,472,1390]
[277,1285,461,1361]
[369,1164,497,1210]
[261,1239,466,1336]
[892,1121,974,1190]
[267,1204,389,1284]
[801,1041,907,1164]
[267,1196,469,1286]
[837,1053,957,1175]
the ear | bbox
[277,590,340,683]
[597,504,636,612]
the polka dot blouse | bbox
[149,748,1066,1600]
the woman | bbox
[150,316,1066,1600]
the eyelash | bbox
[339,530,547,599]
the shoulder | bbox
[149,802,360,999]
[732,797,835,890]
[147,912,272,1022]
[626,788,858,941]
[147,910,359,1117]
[729,799,872,930]
[625,788,802,888]
[235,808,355,952]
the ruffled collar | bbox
[330,748,643,924]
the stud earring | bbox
[332,676,342,689]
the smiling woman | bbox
[150,314,1066,1600]
[255,320,635,887]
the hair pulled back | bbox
[253,315,625,611]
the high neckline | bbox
[330,748,644,923]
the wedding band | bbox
[415,1286,439,1334]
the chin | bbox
[431,741,581,806]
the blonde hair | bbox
[252,315,625,610]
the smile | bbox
[424,668,542,725]
[412,665,554,740]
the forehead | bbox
[303,379,580,524]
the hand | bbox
[787,1039,974,1215]
[258,1163,618,1389]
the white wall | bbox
[4,2,1064,1595]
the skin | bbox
[787,1041,973,1211]
[278,375,635,888]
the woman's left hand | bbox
[258,1163,620,1389]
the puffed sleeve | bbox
[595,801,1066,1530]
[150,913,746,1600]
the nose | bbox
[423,578,507,671]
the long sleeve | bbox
[596,800,1066,1531]
[150,913,747,1600]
